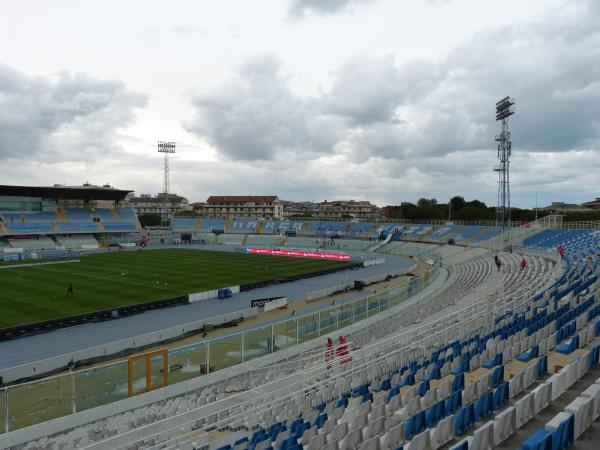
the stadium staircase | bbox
[194,217,202,232]
[446,225,465,240]
[278,236,288,246]
[368,232,394,252]
[257,219,264,234]
[224,216,233,233]
[51,223,60,233]
[0,221,10,234]
[98,222,106,232]
[303,218,313,233]
[418,226,438,242]
[242,234,248,245]
[111,208,120,222]
[56,208,67,223]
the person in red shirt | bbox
[325,338,334,370]
[557,245,565,259]
[336,335,353,364]
[520,257,527,270]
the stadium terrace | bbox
[0,184,600,450]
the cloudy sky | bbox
[0,0,598,207]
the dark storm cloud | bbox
[288,0,375,18]
[0,64,147,161]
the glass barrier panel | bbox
[150,353,167,390]
[396,285,407,303]
[0,389,5,434]
[242,326,273,363]
[210,334,242,372]
[337,305,353,329]
[130,357,147,396]
[353,298,368,321]
[367,294,380,316]
[379,293,390,311]
[168,343,208,384]
[319,309,337,336]
[388,287,400,307]
[7,375,73,431]
[74,362,128,412]
[297,312,319,343]
[272,319,297,351]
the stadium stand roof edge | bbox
[0,184,132,201]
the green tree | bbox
[138,214,161,227]
[450,196,466,210]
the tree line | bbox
[384,196,600,223]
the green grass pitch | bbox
[0,248,351,329]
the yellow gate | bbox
[128,349,168,397]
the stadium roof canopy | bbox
[0,184,132,201]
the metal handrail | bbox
[123,252,562,449]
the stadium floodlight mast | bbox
[494,96,515,249]
[157,141,176,233]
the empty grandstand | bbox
[3,184,600,450]
[0,184,141,255]
[0,221,598,450]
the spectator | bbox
[325,338,334,369]
[494,255,502,271]
[336,335,352,364]
[520,257,527,270]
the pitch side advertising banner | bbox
[248,247,351,261]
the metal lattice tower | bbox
[157,141,176,229]
[494,97,515,243]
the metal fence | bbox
[133,252,561,450]
[0,266,435,434]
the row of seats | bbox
[171,217,578,247]
[11,236,590,450]
[198,233,596,448]
[204,255,599,450]
[0,207,139,235]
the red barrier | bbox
[248,247,351,261]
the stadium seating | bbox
[64,208,93,221]
[7,236,57,251]
[172,218,196,232]
[523,229,600,251]
[402,224,434,239]
[55,234,99,248]
[57,222,100,233]
[200,219,227,232]
[429,225,460,242]
[229,219,260,233]
[4,228,600,450]
[3,222,54,234]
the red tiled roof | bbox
[582,198,600,207]
[207,195,279,203]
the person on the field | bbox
[67,282,74,296]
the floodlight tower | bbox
[157,141,176,230]
[494,97,515,246]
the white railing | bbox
[118,252,561,450]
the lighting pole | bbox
[157,141,176,235]
[494,97,515,249]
